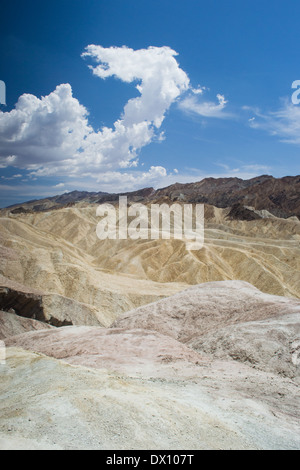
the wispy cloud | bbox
[178,90,232,119]
[1,174,23,180]
[246,99,300,145]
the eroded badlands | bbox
[0,202,299,450]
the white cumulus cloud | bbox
[0,83,91,168]
[82,45,189,128]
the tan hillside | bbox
[0,214,186,325]
[0,203,299,317]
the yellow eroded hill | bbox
[0,204,299,324]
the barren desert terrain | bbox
[0,179,299,450]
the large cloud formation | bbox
[0,45,190,181]
[82,45,189,129]
[0,83,90,170]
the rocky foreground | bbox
[1,281,299,450]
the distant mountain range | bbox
[4,175,300,219]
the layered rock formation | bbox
[0,202,299,306]
[0,278,107,328]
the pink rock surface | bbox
[5,326,207,377]
[114,281,300,343]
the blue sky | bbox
[0,0,299,207]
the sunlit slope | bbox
[4,203,299,299]
[0,214,186,325]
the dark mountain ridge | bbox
[2,175,300,219]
